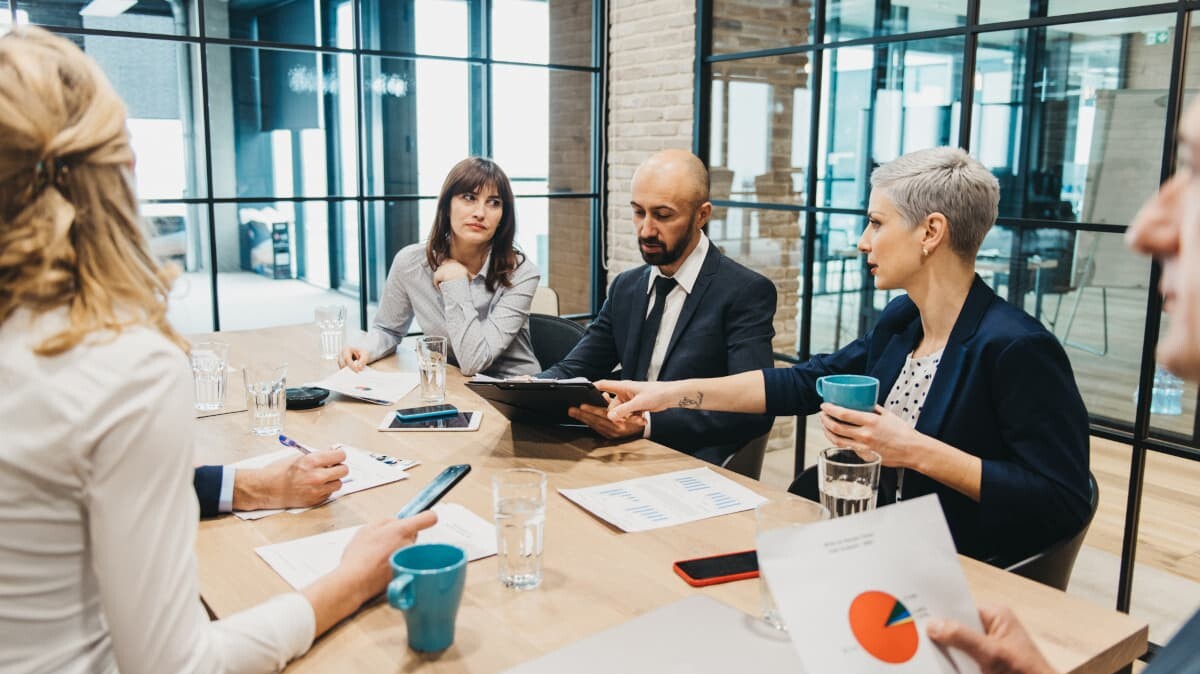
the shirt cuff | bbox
[439,278,473,314]
[219,465,237,513]
[642,412,652,438]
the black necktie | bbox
[634,276,677,380]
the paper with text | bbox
[308,366,419,404]
[232,444,417,520]
[558,467,767,532]
[254,503,496,590]
[757,495,982,674]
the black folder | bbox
[465,379,608,426]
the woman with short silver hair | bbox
[599,146,1091,564]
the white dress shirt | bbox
[644,233,710,382]
[0,309,314,674]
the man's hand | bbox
[927,605,1058,674]
[569,402,646,440]
[233,448,350,511]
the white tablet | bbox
[378,410,482,432]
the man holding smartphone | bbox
[193,449,348,518]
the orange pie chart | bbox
[848,590,920,664]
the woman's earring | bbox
[922,247,929,257]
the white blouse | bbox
[0,309,314,674]
[883,348,943,500]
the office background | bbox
[5,0,1198,657]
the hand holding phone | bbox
[395,403,458,421]
[673,550,759,587]
[395,464,471,519]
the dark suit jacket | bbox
[541,244,777,464]
[763,276,1091,562]
[193,466,223,518]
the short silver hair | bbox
[869,147,999,259]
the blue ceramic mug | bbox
[387,543,468,652]
[815,374,879,412]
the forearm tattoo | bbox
[679,392,704,409]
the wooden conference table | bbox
[193,324,1147,673]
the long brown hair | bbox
[0,27,185,355]
[425,157,523,292]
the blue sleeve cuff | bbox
[219,465,236,513]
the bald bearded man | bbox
[540,150,777,465]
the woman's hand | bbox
[338,346,368,372]
[927,606,1058,674]
[818,403,923,468]
[433,260,470,288]
[335,511,439,605]
[596,380,681,421]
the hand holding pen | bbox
[229,436,351,510]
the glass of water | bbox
[315,305,346,360]
[493,468,547,590]
[818,447,881,518]
[755,496,830,630]
[190,341,229,411]
[416,336,447,403]
[243,362,287,436]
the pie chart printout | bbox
[848,590,920,664]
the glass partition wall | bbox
[7,0,604,333]
[699,0,1200,656]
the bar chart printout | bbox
[558,467,768,532]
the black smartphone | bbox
[395,464,472,519]
[395,403,458,421]
[672,550,759,587]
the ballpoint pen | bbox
[277,434,318,455]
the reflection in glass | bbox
[493,65,593,195]
[206,0,352,49]
[980,0,1170,24]
[1152,310,1198,439]
[207,45,358,199]
[214,201,360,331]
[973,17,1174,224]
[819,36,964,209]
[361,0,469,57]
[711,0,815,55]
[710,55,811,206]
[19,0,191,36]
[493,0,593,67]
[362,56,476,197]
[153,202,213,334]
[825,0,965,43]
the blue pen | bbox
[278,434,317,455]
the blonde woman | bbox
[0,27,435,673]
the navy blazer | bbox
[763,276,1091,562]
[542,244,777,464]
[193,466,222,518]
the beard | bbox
[639,222,697,267]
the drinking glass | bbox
[190,341,229,411]
[416,336,447,403]
[818,447,882,517]
[493,468,547,590]
[755,496,830,630]
[243,362,287,435]
[315,305,346,360]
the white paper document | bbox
[232,444,417,520]
[254,503,497,590]
[307,366,419,404]
[756,495,983,674]
[558,467,767,532]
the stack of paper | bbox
[232,443,418,520]
[255,503,497,590]
[757,495,983,674]
[307,366,419,404]
[559,467,767,532]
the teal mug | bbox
[387,543,468,652]
[815,374,879,412]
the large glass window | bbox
[15,0,602,334]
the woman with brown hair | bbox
[0,27,436,673]
[339,157,541,377]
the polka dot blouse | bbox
[883,348,944,428]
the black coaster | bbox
[286,386,330,410]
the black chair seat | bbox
[528,313,586,372]
[721,432,768,480]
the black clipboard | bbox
[466,379,608,426]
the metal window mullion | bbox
[194,0,220,333]
[591,0,608,314]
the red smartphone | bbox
[672,550,759,587]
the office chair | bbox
[528,313,586,372]
[1000,472,1100,591]
[721,432,769,480]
